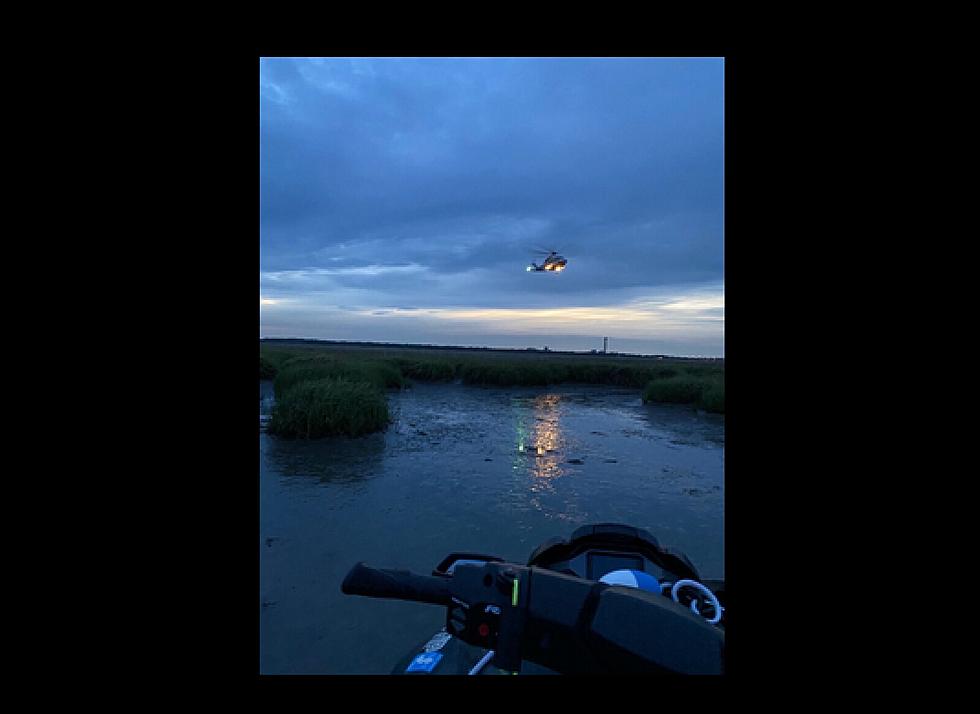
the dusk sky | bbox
[260,57,724,356]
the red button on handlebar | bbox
[478,623,489,638]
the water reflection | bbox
[512,393,569,490]
[260,380,276,430]
[529,394,564,483]
[262,433,386,486]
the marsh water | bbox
[259,380,724,674]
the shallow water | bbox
[259,380,724,674]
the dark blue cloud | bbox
[260,57,724,355]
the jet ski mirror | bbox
[432,553,504,577]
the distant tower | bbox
[603,337,609,353]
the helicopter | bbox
[527,249,568,273]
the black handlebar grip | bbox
[341,562,452,606]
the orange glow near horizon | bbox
[345,293,722,326]
[260,289,724,348]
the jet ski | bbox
[341,523,725,674]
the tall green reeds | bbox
[273,356,405,397]
[642,375,725,414]
[263,353,404,439]
[390,358,456,381]
[267,378,390,438]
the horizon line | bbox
[259,336,724,360]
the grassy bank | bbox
[642,374,724,413]
[259,343,724,437]
[272,355,405,397]
[267,377,390,438]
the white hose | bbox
[671,579,723,625]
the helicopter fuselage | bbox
[527,253,567,272]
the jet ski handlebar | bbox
[342,559,724,674]
[341,562,452,607]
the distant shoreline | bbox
[259,337,724,363]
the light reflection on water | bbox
[264,433,386,488]
[529,394,564,483]
[508,393,592,525]
[512,394,565,491]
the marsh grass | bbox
[267,377,391,438]
[699,381,725,414]
[391,358,456,382]
[642,375,725,414]
[259,355,278,379]
[273,356,405,397]
[460,362,554,386]
[455,360,713,390]
[259,344,725,429]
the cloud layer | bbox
[260,57,724,355]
